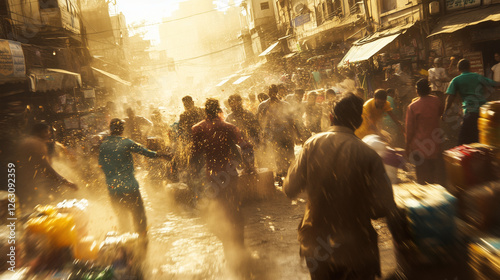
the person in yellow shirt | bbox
[355,89,404,140]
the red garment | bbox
[406,95,443,159]
[192,118,251,174]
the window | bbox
[39,0,58,9]
[260,2,269,10]
[382,0,397,13]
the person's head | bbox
[228,94,243,111]
[307,92,317,105]
[268,84,279,99]
[205,98,221,119]
[495,53,500,62]
[182,95,195,110]
[126,107,135,118]
[110,118,125,136]
[258,92,269,103]
[31,123,52,141]
[326,89,336,102]
[248,93,256,102]
[416,78,431,96]
[294,88,305,101]
[433,57,442,67]
[458,59,471,72]
[331,93,364,130]
[373,89,388,109]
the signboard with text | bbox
[0,40,26,82]
[463,51,484,75]
[446,0,481,11]
[294,14,311,27]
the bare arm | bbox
[387,110,404,134]
[442,94,457,119]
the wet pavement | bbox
[133,171,397,280]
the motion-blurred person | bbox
[321,89,337,131]
[285,88,310,143]
[284,93,396,280]
[178,95,205,143]
[406,79,446,185]
[99,119,171,241]
[355,87,365,100]
[304,92,322,133]
[124,107,153,144]
[191,99,254,272]
[226,94,260,147]
[247,93,258,113]
[492,52,500,82]
[355,89,404,140]
[277,84,288,100]
[428,58,449,104]
[257,84,295,184]
[443,59,499,145]
[16,123,78,210]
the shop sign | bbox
[0,40,26,81]
[463,51,484,75]
[446,0,481,11]
[294,14,311,27]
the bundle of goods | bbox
[237,168,275,201]
[469,237,500,279]
[479,101,500,147]
[24,205,78,272]
[460,180,500,232]
[363,135,405,184]
[57,199,89,238]
[96,232,144,279]
[390,183,458,267]
[443,144,494,194]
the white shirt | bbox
[428,67,448,92]
[492,62,500,82]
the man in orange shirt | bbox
[355,89,404,140]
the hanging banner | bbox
[0,40,26,82]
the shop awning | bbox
[338,33,400,67]
[337,22,415,67]
[29,68,82,92]
[91,67,131,86]
[259,41,279,57]
[216,74,238,87]
[232,75,251,85]
[428,6,500,37]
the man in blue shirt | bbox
[443,59,499,145]
[99,118,171,240]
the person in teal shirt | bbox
[99,118,171,240]
[443,59,499,145]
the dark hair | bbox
[268,84,278,96]
[416,78,431,96]
[386,88,395,96]
[332,93,364,130]
[308,91,318,97]
[110,118,125,135]
[31,123,51,136]
[326,89,336,96]
[258,93,269,102]
[458,59,470,72]
[228,94,242,104]
[182,95,193,103]
[205,98,220,119]
[374,89,387,100]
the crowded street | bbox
[1,0,500,279]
